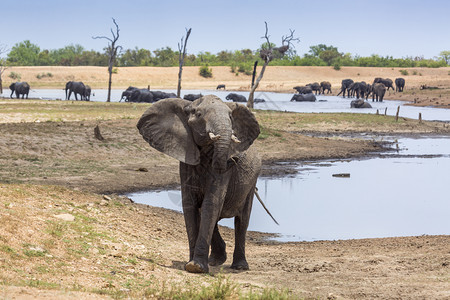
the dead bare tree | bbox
[93,18,122,102]
[177,28,192,98]
[247,22,299,108]
[0,44,9,94]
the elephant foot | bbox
[230,260,249,271]
[208,252,227,266]
[185,260,209,273]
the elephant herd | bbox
[8,81,92,101]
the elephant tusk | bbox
[231,134,241,144]
[209,132,221,141]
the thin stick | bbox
[255,190,279,225]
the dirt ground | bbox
[1,66,449,299]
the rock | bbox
[54,213,75,221]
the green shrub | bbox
[8,71,21,81]
[413,70,418,75]
[333,63,341,70]
[199,65,212,78]
[36,72,53,79]
[399,69,409,76]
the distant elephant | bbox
[306,82,321,95]
[337,79,354,98]
[290,93,316,102]
[373,78,394,91]
[293,86,313,94]
[120,86,138,102]
[320,81,332,94]
[225,93,247,102]
[151,91,177,101]
[65,81,86,100]
[130,89,154,103]
[184,94,203,101]
[9,82,30,99]
[395,78,405,92]
[351,82,369,99]
[254,98,266,103]
[137,95,261,273]
[216,84,226,90]
[84,85,91,101]
[350,99,372,108]
[372,83,386,102]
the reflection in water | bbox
[128,137,450,242]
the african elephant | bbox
[183,94,203,101]
[65,81,86,100]
[293,86,313,94]
[351,82,369,99]
[306,82,321,95]
[290,93,316,102]
[320,81,332,94]
[373,78,394,91]
[350,99,372,108]
[120,86,139,102]
[337,79,354,98]
[84,85,91,101]
[372,83,386,102]
[137,95,261,273]
[225,93,247,102]
[9,82,30,99]
[395,78,405,92]
[151,91,177,101]
[130,89,154,103]
[216,84,226,90]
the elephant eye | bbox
[195,111,202,118]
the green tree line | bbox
[4,40,449,69]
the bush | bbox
[8,72,21,81]
[399,69,409,76]
[199,65,212,78]
[333,63,341,71]
[36,72,53,79]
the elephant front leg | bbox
[208,224,227,266]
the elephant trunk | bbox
[208,120,233,173]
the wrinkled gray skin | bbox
[350,99,372,108]
[395,78,405,92]
[84,85,91,101]
[290,93,316,102]
[372,83,386,102]
[293,86,313,94]
[225,93,247,102]
[137,95,261,273]
[320,81,332,94]
[9,82,30,99]
[65,81,86,100]
[306,82,321,95]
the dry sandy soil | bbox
[1,66,449,299]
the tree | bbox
[7,40,40,66]
[0,44,9,93]
[177,28,192,98]
[439,51,450,65]
[93,18,122,102]
[247,22,299,108]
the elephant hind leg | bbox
[208,224,227,266]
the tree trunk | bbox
[0,78,2,94]
[107,64,112,102]
[247,61,268,109]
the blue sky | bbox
[2,0,449,59]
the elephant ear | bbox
[226,102,260,153]
[137,98,200,165]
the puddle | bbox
[128,136,450,242]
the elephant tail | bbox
[255,188,279,225]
